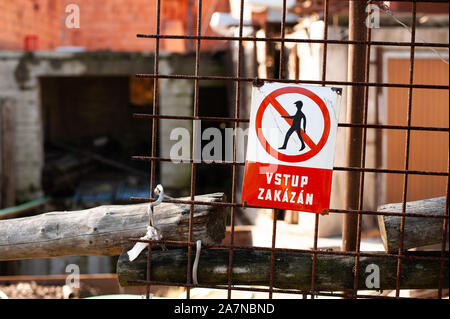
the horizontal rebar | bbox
[131,156,449,176]
[137,34,449,49]
[136,74,449,90]
[127,239,449,262]
[126,279,419,299]
[133,113,449,132]
[128,196,449,219]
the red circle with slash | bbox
[255,86,331,163]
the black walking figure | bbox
[279,100,307,151]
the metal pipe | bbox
[342,0,368,252]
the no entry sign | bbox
[241,82,342,214]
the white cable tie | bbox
[192,240,202,285]
[127,184,164,262]
[127,226,158,262]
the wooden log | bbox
[117,248,448,291]
[377,197,448,252]
[0,193,226,261]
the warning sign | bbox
[241,82,342,214]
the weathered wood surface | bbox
[0,193,227,261]
[117,248,448,291]
[378,197,449,252]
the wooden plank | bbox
[117,248,448,291]
[0,99,15,209]
[377,197,448,252]
[0,193,227,261]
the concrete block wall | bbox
[0,51,226,202]
[0,53,44,201]
[0,52,152,202]
[159,76,194,195]
[13,89,44,201]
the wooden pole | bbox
[0,193,227,261]
[117,248,449,291]
[378,197,449,252]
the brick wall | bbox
[0,0,229,52]
[59,0,229,52]
[0,0,61,50]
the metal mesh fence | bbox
[128,0,449,299]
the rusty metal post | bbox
[186,0,194,51]
[342,0,368,252]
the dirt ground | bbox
[0,281,99,299]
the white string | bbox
[149,184,164,223]
[127,184,165,262]
[192,240,202,285]
[379,3,449,65]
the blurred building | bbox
[0,0,448,238]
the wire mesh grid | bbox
[127,0,449,299]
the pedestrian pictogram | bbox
[254,86,331,163]
[241,82,342,213]
[279,100,307,152]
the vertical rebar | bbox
[186,0,203,299]
[268,209,278,299]
[227,0,245,299]
[268,0,288,299]
[396,1,416,298]
[352,11,373,297]
[146,0,161,299]
[310,213,320,299]
[311,0,329,300]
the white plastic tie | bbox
[127,226,159,262]
[192,240,202,285]
[127,184,164,262]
